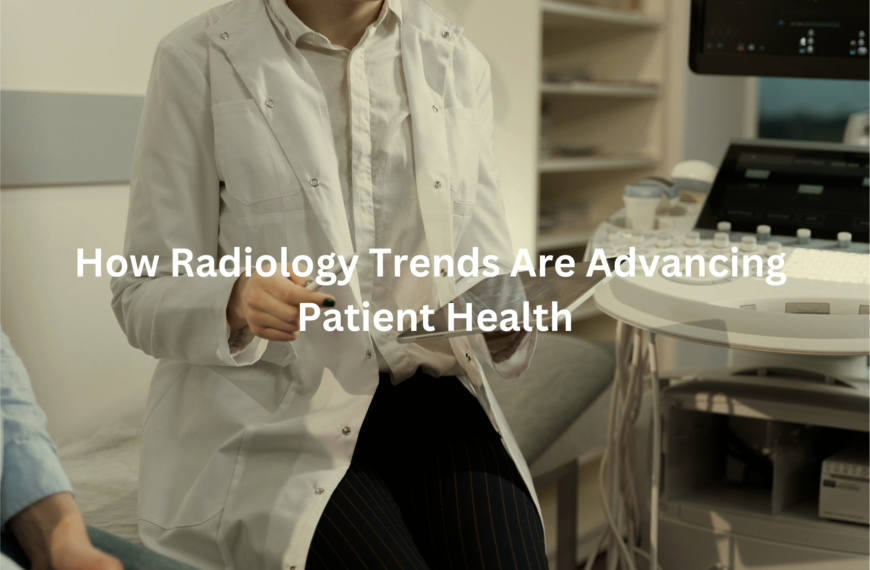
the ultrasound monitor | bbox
[696,139,870,243]
[690,0,869,79]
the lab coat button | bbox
[310,178,320,187]
[265,99,275,108]
[342,426,352,436]
[442,31,450,38]
[365,350,372,359]
[433,180,442,189]
[281,346,290,357]
[220,32,229,40]
[465,353,472,362]
[440,268,447,277]
[315,488,325,495]
[432,105,439,113]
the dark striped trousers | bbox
[307,371,548,570]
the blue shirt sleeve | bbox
[1,328,74,527]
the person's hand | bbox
[8,492,122,570]
[227,264,335,341]
[50,517,122,570]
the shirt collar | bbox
[268,0,401,47]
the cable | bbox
[591,324,665,570]
[648,333,661,570]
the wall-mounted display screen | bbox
[690,0,869,79]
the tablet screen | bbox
[397,257,617,343]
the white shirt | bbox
[267,0,514,380]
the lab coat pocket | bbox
[452,190,475,246]
[138,365,268,529]
[213,100,302,206]
[446,107,481,206]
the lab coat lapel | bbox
[206,1,362,307]
[401,22,457,306]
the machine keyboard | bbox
[783,248,869,284]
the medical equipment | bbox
[844,111,870,146]
[819,441,870,525]
[689,0,869,80]
[669,160,716,195]
[586,138,870,570]
[622,179,677,231]
[695,139,869,245]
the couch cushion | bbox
[483,333,615,464]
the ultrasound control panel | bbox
[585,139,869,355]
[696,139,869,245]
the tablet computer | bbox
[397,257,617,343]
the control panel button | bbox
[838,232,852,248]
[655,232,672,248]
[630,232,645,244]
[797,228,811,244]
[756,224,771,242]
[740,236,757,252]
[684,231,700,247]
[606,227,620,242]
[785,302,830,315]
[713,232,730,248]
[765,242,782,256]
[717,221,732,232]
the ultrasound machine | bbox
[585,1,870,568]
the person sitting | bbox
[0,328,122,570]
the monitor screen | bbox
[690,0,869,79]
[696,139,870,243]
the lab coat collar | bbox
[267,0,403,46]
[399,0,462,44]
[208,0,461,54]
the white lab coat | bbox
[111,0,541,568]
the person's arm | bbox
[453,58,536,377]
[7,493,121,570]
[109,39,243,367]
[1,330,120,570]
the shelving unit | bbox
[538,154,659,173]
[536,0,674,261]
[541,0,661,29]
[540,81,660,98]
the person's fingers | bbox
[248,310,300,333]
[284,269,311,288]
[249,323,299,342]
[261,274,334,307]
[261,262,311,288]
[246,287,302,325]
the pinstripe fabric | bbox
[306,372,548,570]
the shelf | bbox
[541,1,661,30]
[538,154,658,173]
[541,81,659,98]
[537,227,593,250]
[670,488,869,555]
